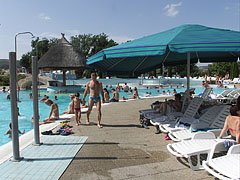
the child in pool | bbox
[5,123,25,138]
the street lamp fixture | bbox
[14,32,35,102]
[15,32,35,58]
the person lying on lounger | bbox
[155,93,182,115]
[218,105,240,144]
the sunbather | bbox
[218,105,240,143]
[44,99,59,121]
[155,93,182,115]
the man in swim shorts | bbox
[82,72,105,128]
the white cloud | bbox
[38,13,51,20]
[163,2,182,17]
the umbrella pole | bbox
[187,53,190,99]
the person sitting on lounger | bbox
[155,93,182,115]
[218,105,240,143]
[44,99,59,121]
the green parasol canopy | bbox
[87,24,240,76]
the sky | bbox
[0,0,239,60]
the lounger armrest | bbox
[169,128,182,133]
[192,132,216,139]
[207,129,222,137]
[166,144,184,157]
[228,144,240,155]
[206,141,227,161]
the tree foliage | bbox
[230,62,239,79]
[208,62,232,77]
[20,37,58,73]
[19,33,118,78]
[20,52,32,73]
[173,64,202,77]
[70,33,118,78]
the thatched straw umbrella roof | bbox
[38,33,88,70]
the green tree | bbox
[208,62,232,77]
[173,64,201,77]
[167,67,172,77]
[20,52,32,73]
[230,62,239,79]
[70,33,118,78]
[20,37,58,73]
[19,33,117,77]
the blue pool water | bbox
[0,78,233,146]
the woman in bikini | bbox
[44,99,59,121]
[219,105,240,143]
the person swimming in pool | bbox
[5,123,25,138]
[82,72,105,128]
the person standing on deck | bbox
[82,72,105,128]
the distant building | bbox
[198,65,208,72]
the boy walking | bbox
[73,93,81,126]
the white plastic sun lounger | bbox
[216,90,233,98]
[158,97,204,133]
[168,105,231,141]
[228,89,240,99]
[201,87,213,99]
[203,143,240,180]
[166,132,234,170]
[140,93,188,125]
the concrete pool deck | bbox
[59,97,214,180]
[0,97,215,180]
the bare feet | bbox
[76,121,81,126]
[86,121,90,125]
[97,124,103,128]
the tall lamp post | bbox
[9,32,34,161]
[15,32,35,102]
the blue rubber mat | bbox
[0,135,88,180]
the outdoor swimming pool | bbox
[0,78,234,146]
